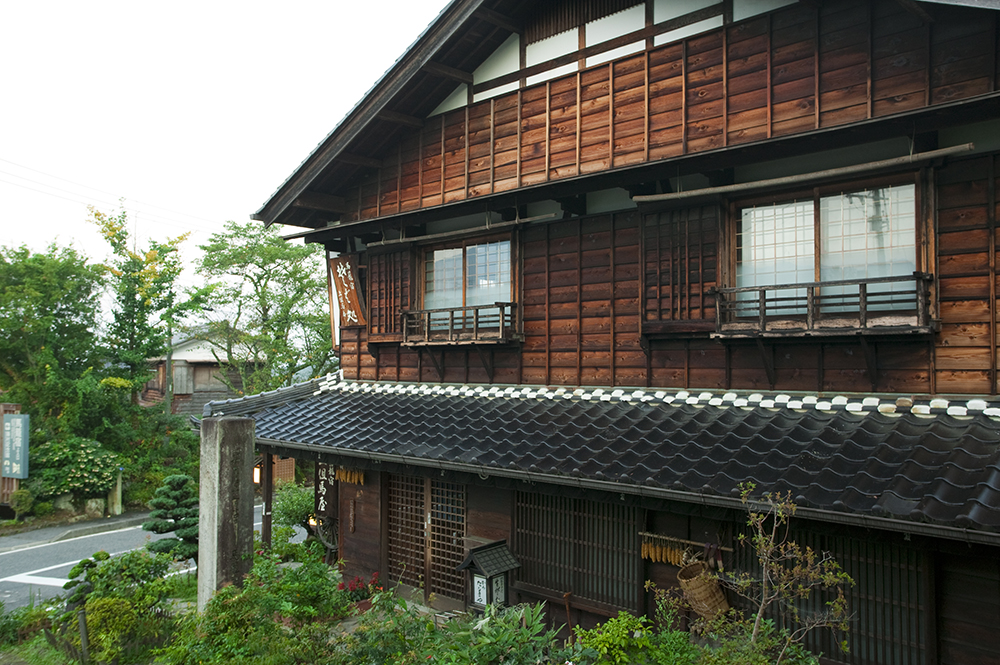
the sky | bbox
[0,1,447,281]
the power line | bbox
[0,155,224,227]
[0,173,227,237]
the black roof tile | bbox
[206,378,1000,537]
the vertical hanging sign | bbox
[314,462,336,517]
[329,256,366,328]
[2,414,29,479]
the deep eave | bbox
[205,377,1000,546]
[252,0,489,228]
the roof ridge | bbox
[299,379,1000,420]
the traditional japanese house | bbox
[206,0,1000,661]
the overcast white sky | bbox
[0,1,446,277]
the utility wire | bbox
[0,155,223,227]
[0,172,225,237]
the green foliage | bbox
[142,474,199,561]
[51,549,173,664]
[0,601,22,646]
[575,611,653,664]
[193,220,337,395]
[0,244,103,428]
[430,602,564,665]
[92,205,196,401]
[326,587,437,665]
[28,437,119,500]
[9,489,33,520]
[272,481,314,530]
[726,484,853,660]
[158,551,349,665]
[33,501,53,517]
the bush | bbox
[30,437,120,500]
[141,474,199,561]
[430,602,564,665]
[33,501,54,517]
[272,481,314,530]
[9,489,33,520]
[48,549,173,664]
[158,553,349,665]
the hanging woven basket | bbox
[677,561,729,619]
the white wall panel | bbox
[733,0,796,21]
[653,15,723,46]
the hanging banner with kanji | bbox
[314,462,337,517]
[2,414,29,479]
[329,256,366,328]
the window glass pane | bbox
[820,184,916,309]
[425,247,463,310]
[466,240,511,307]
[820,184,915,281]
[737,201,814,288]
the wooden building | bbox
[207,0,1000,662]
[143,337,243,416]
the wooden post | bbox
[198,416,255,612]
[262,450,273,548]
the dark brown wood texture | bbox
[338,1,998,224]
[937,552,1000,665]
[339,472,381,582]
[341,152,1000,396]
[368,250,411,339]
[642,206,718,327]
[935,155,998,394]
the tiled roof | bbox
[206,377,1000,541]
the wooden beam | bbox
[337,152,382,169]
[376,110,424,129]
[292,192,349,214]
[423,61,474,85]
[474,8,520,33]
[893,0,934,23]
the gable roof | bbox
[206,377,1000,545]
[253,0,1000,233]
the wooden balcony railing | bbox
[401,302,519,346]
[712,273,933,337]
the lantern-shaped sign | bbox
[456,540,520,611]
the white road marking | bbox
[0,525,142,557]
[3,574,67,588]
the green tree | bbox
[92,205,188,403]
[141,475,199,561]
[0,244,104,435]
[194,220,337,395]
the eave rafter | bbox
[422,61,474,85]
[292,192,350,214]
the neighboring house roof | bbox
[205,377,1000,545]
[150,337,222,364]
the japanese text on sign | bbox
[2,414,29,479]
[329,257,366,328]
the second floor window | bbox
[424,239,511,310]
[736,183,916,311]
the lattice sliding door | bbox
[387,475,425,589]
[513,492,642,612]
[428,481,466,600]
[386,475,466,602]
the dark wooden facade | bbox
[336,1,999,226]
[254,1,1000,663]
[341,151,1000,396]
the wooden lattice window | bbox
[387,475,425,589]
[642,205,719,330]
[513,492,641,613]
[731,528,930,665]
[386,475,466,602]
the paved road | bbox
[0,505,264,610]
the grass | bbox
[163,570,198,602]
[0,635,72,665]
